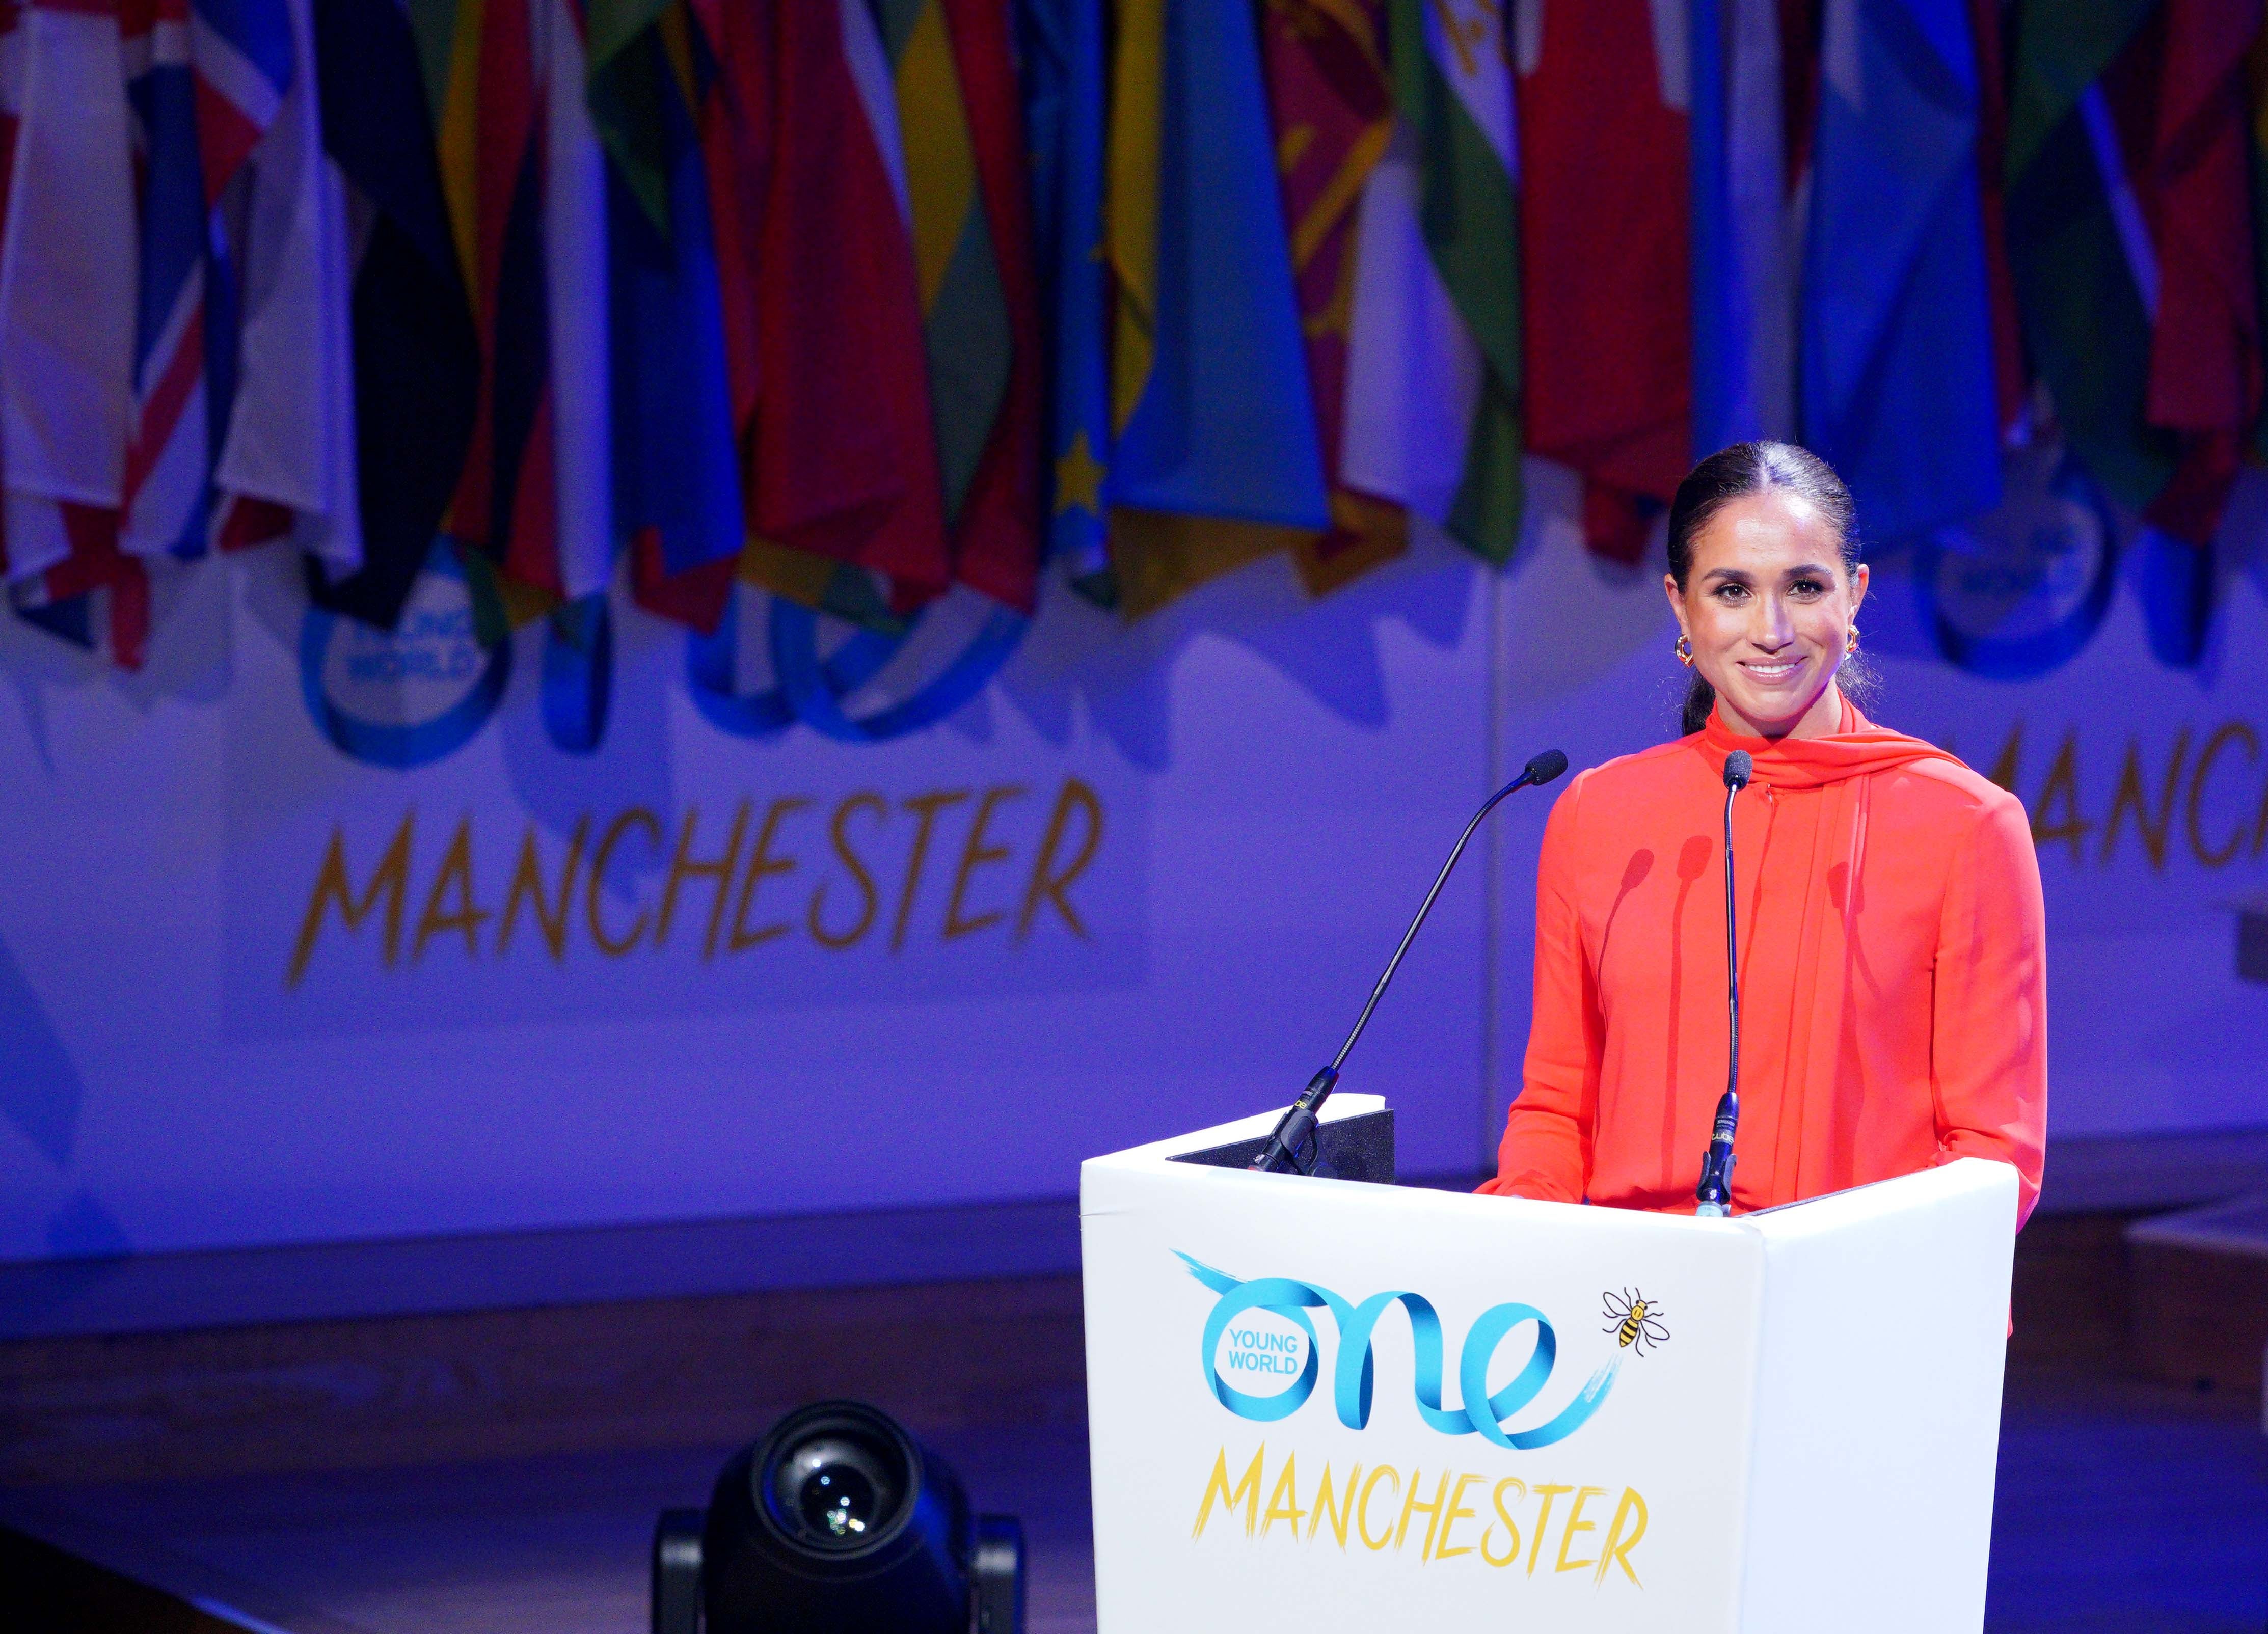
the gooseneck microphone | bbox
[1251,748,1572,1175]
[1694,750,1752,1217]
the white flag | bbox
[1338,0,1516,529]
[216,0,363,572]
[0,3,137,580]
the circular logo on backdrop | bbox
[1915,445,2119,680]
[300,542,512,768]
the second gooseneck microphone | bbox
[1250,748,1572,1176]
[1694,750,1752,1217]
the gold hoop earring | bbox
[1674,633,1695,668]
[1845,625,1860,657]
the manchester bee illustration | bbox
[1601,1287,1671,1355]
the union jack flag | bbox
[118,0,290,560]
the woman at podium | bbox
[1480,442,2046,1222]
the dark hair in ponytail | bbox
[1665,441,1876,737]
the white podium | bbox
[1081,1095,2016,1633]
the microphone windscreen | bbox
[1723,751,1753,789]
[1525,749,1570,786]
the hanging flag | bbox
[426,0,555,594]
[190,0,291,198]
[1259,0,1408,596]
[1107,0,1331,615]
[1517,0,1687,563]
[182,0,292,556]
[2136,0,2262,543]
[1690,0,1795,451]
[1968,0,2030,441]
[2252,24,2268,461]
[0,0,138,586]
[308,0,481,627]
[544,0,614,601]
[935,0,1043,613]
[1801,0,2001,542]
[747,0,950,602]
[874,0,1009,536]
[213,0,360,573]
[11,507,149,670]
[2124,0,2263,666]
[1340,0,1519,566]
[695,0,911,633]
[118,0,211,560]
[593,0,742,628]
[2007,0,2260,665]
[1018,0,1112,603]
[2004,0,2167,515]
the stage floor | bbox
[3,1372,2261,1633]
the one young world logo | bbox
[300,541,511,769]
[1178,1252,1619,1451]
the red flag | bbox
[938,0,1043,613]
[1970,0,2029,440]
[693,0,765,453]
[748,1,951,600]
[1519,0,1692,563]
[1260,0,1405,596]
[2096,1,2265,544]
[2142,0,2262,543]
[631,524,732,632]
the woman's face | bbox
[1663,489,1869,741]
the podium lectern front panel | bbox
[1081,1096,2015,1633]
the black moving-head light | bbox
[652,1400,1024,1634]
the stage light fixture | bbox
[652,1399,1024,1634]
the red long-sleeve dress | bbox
[1480,700,2047,1224]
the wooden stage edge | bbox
[2,1128,2264,1488]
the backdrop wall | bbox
[3,457,2264,1265]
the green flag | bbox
[2004,0,2177,514]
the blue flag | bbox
[1690,0,1794,453]
[1109,0,1329,531]
[1018,0,1113,597]
[607,71,742,580]
[1800,0,2000,541]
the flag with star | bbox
[1020,0,1115,603]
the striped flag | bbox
[1106,0,1332,615]
[934,0,1042,613]
[1341,0,1521,565]
[10,508,150,670]
[307,0,480,628]
[2005,0,2261,665]
[596,0,743,633]
[2005,0,2163,511]
[119,0,211,559]
[875,0,1010,537]
[1259,0,1409,596]
[213,0,361,573]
